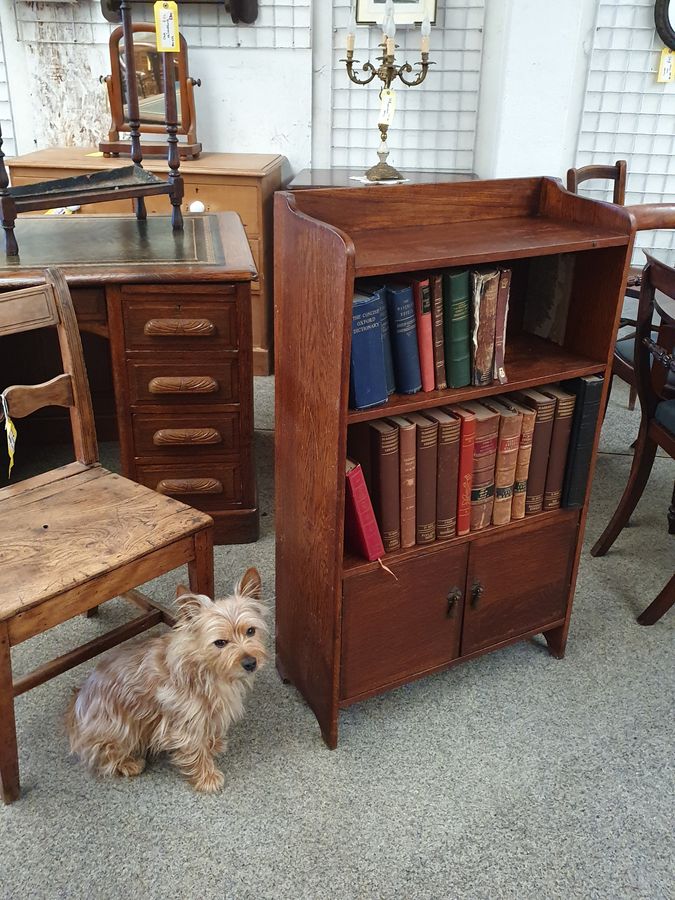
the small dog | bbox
[66,568,267,793]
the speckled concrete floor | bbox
[0,377,672,900]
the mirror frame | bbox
[655,0,675,49]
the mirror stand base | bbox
[99,140,203,161]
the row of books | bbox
[345,375,604,561]
[349,267,512,411]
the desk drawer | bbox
[132,411,239,456]
[136,461,242,509]
[123,296,237,351]
[128,360,238,404]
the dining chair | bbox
[0,268,214,804]
[590,253,675,625]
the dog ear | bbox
[236,567,262,600]
[176,583,190,599]
[175,589,213,620]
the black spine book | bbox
[561,375,604,507]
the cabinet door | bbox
[462,512,579,655]
[341,544,469,701]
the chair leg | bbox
[637,572,675,626]
[628,384,637,411]
[591,421,658,557]
[668,481,675,536]
[188,528,214,599]
[0,622,20,804]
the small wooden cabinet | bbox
[274,178,636,747]
[7,148,287,374]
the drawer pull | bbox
[471,582,484,609]
[157,478,223,495]
[153,427,222,447]
[148,376,219,395]
[446,588,462,618]
[144,318,216,337]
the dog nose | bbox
[241,656,257,672]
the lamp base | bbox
[365,147,403,182]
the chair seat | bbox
[0,463,212,622]
[655,399,675,436]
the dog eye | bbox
[213,639,229,648]
[246,627,256,636]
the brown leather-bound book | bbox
[424,408,460,539]
[386,415,416,549]
[429,272,447,390]
[493,267,511,385]
[406,413,438,544]
[541,386,577,510]
[494,396,536,519]
[458,401,499,531]
[470,266,500,386]
[510,388,556,514]
[481,398,522,526]
[368,420,400,552]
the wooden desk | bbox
[288,168,477,190]
[7,148,288,374]
[0,213,258,544]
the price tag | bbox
[154,1,180,53]
[1,394,17,478]
[378,88,397,127]
[657,48,674,83]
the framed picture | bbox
[356,0,437,26]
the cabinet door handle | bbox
[446,588,462,618]
[471,582,484,609]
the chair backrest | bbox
[635,254,675,416]
[566,159,627,205]
[0,268,98,466]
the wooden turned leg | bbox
[171,198,183,231]
[134,197,147,221]
[591,422,657,557]
[2,220,18,257]
[0,622,20,804]
[628,384,637,411]
[637,572,675,626]
[668,481,675,536]
[188,528,214,599]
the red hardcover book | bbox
[444,404,476,537]
[344,459,385,561]
[401,274,435,392]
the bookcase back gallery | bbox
[274,177,635,749]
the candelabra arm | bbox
[341,51,378,86]
[397,54,433,87]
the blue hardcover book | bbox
[385,283,422,394]
[349,292,389,410]
[356,280,395,395]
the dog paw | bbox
[115,757,146,778]
[191,768,225,794]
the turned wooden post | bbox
[163,50,184,230]
[0,123,18,256]
[120,0,146,220]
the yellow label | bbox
[378,88,396,127]
[657,48,675,83]
[154,1,180,53]
[1,394,17,478]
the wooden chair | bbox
[591,253,675,625]
[0,269,214,804]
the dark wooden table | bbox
[288,168,477,190]
[0,212,258,544]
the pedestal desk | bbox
[7,148,288,374]
[0,213,258,544]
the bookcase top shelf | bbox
[347,333,605,424]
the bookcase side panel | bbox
[274,195,355,746]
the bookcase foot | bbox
[543,625,567,659]
[275,656,291,685]
[320,719,338,751]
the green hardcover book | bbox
[442,269,471,388]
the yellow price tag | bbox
[1,394,17,479]
[154,1,180,53]
[657,48,674,83]
[378,88,397,127]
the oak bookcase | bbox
[274,178,635,748]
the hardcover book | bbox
[493,396,536,520]
[368,420,401,552]
[442,268,471,388]
[561,375,604,508]
[541,385,577,510]
[401,274,435,392]
[385,283,423,394]
[348,292,389,410]
[481,398,523,526]
[522,254,576,346]
[406,412,439,544]
[493,267,512,385]
[444,405,476,536]
[470,266,500,387]
[458,401,499,531]
[424,408,461,539]
[429,272,447,390]
[344,459,385,561]
[510,388,557,514]
[355,280,396,395]
[387,415,417,549]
